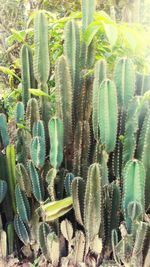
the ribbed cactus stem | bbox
[123,97,139,166]
[55,55,72,146]
[0,113,9,147]
[99,79,118,153]
[64,20,80,93]
[30,136,46,169]
[123,159,145,232]
[72,177,85,226]
[21,45,35,109]
[15,102,25,124]
[114,57,135,109]
[15,184,31,223]
[84,163,102,241]
[34,12,50,86]
[28,160,44,203]
[48,117,63,169]
[92,60,107,141]
[26,98,40,131]
[6,144,16,213]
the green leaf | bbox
[0,66,21,82]
[84,22,101,46]
[103,23,118,47]
[29,89,51,99]
[40,196,73,221]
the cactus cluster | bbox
[0,1,150,266]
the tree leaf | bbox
[29,88,51,99]
[84,22,101,46]
[103,23,118,47]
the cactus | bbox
[48,117,63,169]
[47,232,60,266]
[72,177,85,226]
[114,57,135,109]
[104,181,120,248]
[64,173,74,196]
[55,56,72,146]
[81,0,96,68]
[16,128,31,164]
[0,180,7,204]
[64,20,80,93]
[21,44,35,109]
[16,163,32,197]
[7,223,14,255]
[30,136,46,169]
[6,144,16,213]
[123,160,145,232]
[73,121,83,176]
[32,120,45,139]
[92,60,107,141]
[60,219,73,242]
[34,12,50,86]
[28,160,44,203]
[46,168,57,201]
[14,214,30,245]
[132,222,148,258]
[122,97,139,166]
[0,113,9,147]
[26,98,40,131]
[84,163,102,241]
[15,184,31,223]
[0,229,7,258]
[99,79,118,153]
[38,222,52,259]
[15,102,25,124]
[137,112,150,209]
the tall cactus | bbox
[21,45,35,109]
[0,113,9,148]
[81,0,96,68]
[48,117,63,169]
[122,160,145,232]
[114,58,135,109]
[99,79,118,153]
[84,163,102,241]
[64,20,80,93]
[33,12,50,87]
[55,56,72,146]
[92,60,107,141]
[137,112,150,209]
[6,144,16,213]
[33,12,51,124]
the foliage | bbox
[0,1,150,266]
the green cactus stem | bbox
[99,79,118,153]
[48,117,63,169]
[84,163,102,241]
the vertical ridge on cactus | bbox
[99,79,118,153]
[33,12,50,86]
